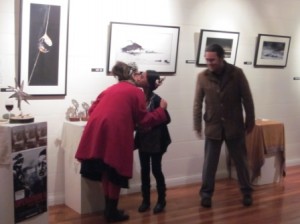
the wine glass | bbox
[5,99,14,119]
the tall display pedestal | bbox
[0,122,48,224]
[61,121,104,214]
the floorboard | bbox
[49,165,300,224]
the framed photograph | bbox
[19,0,69,96]
[254,34,291,68]
[107,22,180,74]
[196,29,240,66]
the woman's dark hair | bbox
[146,70,160,92]
[205,44,225,58]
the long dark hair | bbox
[145,70,164,100]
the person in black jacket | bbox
[135,70,171,214]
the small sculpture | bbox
[72,99,79,115]
[65,107,76,120]
[66,99,80,121]
[66,99,90,121]
[8,78,30,114]
[7,78,34,123]
[81,102,90,121]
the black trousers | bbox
[200,135,253,199]
[138,151,166,201]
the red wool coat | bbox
[75,81,167,178]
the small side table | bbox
[230,119,285,185]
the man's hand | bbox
[246,121,255,134]
[195,130,204,139]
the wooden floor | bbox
[49,165,300,224]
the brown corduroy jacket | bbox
[193,61,255,140]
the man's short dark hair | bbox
[205,44,225,58]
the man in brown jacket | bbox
[193,44,255,208]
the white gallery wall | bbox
[1,0,300,206]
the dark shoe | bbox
[138,202,150,213]
[106,210,129,223]
[201,197,212,208]
[153,201,166,214]
[104,197,124,216]
[105,209,125,217]
[105,198,129,223]
[243,194,253,206]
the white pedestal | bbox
[19,213,48,224]
[0,163,14,224]
[62,121,104,214]
[231,153,281,185]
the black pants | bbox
[200,135,253,199]
[138,151,166,201]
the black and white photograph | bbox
[36,122,47,147]
[12,147,47,223]
[19,0,69,95]
[108,22,180,73]
[254,34,291,67]
[206,37,233,58]
[11,126,26,153]
[24,124,38,149]
[196,29,239,66]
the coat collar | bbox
[205,61,234,88]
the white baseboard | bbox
[286,159,300,167]
[48,192,64,206]
[122,173,202,195]
[121,170,229,195]
[48,161,300,205]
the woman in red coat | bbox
[75,61,169,223]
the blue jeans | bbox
[200,135,253,198]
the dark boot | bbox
[105,196,124,215]
[138,186,150,212]
[153,200,166,214]
[105,198,129,223]
[153,184,166,214]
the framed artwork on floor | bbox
[196,29,240,66]
[19,0,69,96]
[254,34,291,68]
[107,22,180,74]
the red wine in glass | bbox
[5,104,13,111]
[5,100,14,119]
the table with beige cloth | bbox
[246,119,285,182]
[228,119,285,184]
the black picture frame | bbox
[19,0,69,96]
[196,29,240,66]
[107,22,180,74]
[254,34,291,68]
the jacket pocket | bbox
[203,111,213,122]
